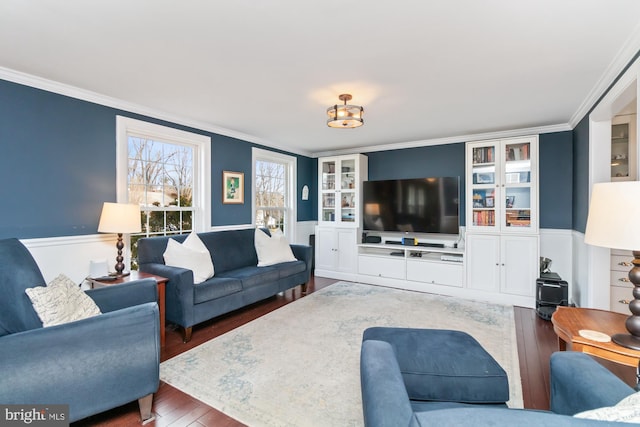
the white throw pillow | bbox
[25,274,102,327]
[574,391,640,423]
[163,233,214,284]
[255,228,297,267]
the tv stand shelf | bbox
[359,243,463,256]
[357,243,464,287]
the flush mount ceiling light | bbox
[327,94,364,128]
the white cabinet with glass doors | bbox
[466,136,538,233]
[611,114,637,181]
[318,154,368,227]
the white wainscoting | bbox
[572,229,611,310]
[294,221,317,246]
[571,230,587,308]
[539,228,573,295]
[22,234,118,285]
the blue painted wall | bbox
[571,116,590,233]
[539,132,573,229]
[0,79,315,239]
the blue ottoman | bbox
[362,327,509,404]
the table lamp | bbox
[97,202,142,277]
[584,181,640,350]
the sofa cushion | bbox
[193,277,243,304]
[363,327,509,404]
[199,229,259,273]
[254,228,297,267]
[163,236,214,284]
[0,238,48,336]
[217,265,280,289]
[277,260,307,278]
[25,274,102,327]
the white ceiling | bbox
[1,1,640,156]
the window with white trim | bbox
[116,116,211,269]
[252,148,296,239]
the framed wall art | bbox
[223,171,244,204]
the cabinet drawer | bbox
[611,286,633,315]
[406,260,464,287]
[611,255,634,272]
[358,255,405,279]
[610,270,632,288]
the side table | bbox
[551,306,640,383]
[90,271,167,347]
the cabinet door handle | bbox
[619,299,631,304]
[618,261,633,267]
[619,277,631,282]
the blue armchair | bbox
[361,328,637,426]
[0,238,160,423]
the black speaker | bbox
[536,273,568,320]
[365,235,381,244]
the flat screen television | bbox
[362,177,459,234]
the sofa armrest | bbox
[291,244,312,271]
[0,302,160,422]
[139,262,195,327]
[86,278,157,313]
[550,352,634,415]
[361,340,415,427]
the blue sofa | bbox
[0,238,160,423]
[137,228,312,342]
[361,327,637,426]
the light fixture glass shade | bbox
[98,202,142,234]
[327,94,364,128]
[584,181,640,250]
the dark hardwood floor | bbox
[74,276,637,426]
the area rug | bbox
[160,282,523,427]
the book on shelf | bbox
[473,147,494,164]
[473,210,495,227]
[506,144,530,161]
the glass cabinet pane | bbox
[471,189,496,227]
[339,192,356,222]
[612,123,630,179]
[471,146,496,228]
[322,161,336,190]
[504,187,531,228]
[339,159,356,190]
[322,193,335,222]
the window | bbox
[117,116,211,269]
[253,148,296,238]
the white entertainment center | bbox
[314,137,540,308]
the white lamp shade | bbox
[584,181,640,250]
[97,202,142,234]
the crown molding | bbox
[0,66,313,157]
[311,123,571,157]
[569,22,640,128]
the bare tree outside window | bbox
[128,137,194,269]
[255,159,287,232]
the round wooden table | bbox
[551,306,640,369]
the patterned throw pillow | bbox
[574,391,640,423]
[25,274,102,327]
